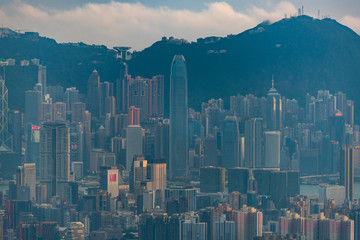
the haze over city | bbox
[0,0,359,239]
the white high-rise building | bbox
[319,184,345,207]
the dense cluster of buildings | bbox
[0,53,358,240]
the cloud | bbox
[0,1,299,50]
[341,15,360,35]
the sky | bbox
[0,0,359,50]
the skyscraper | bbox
[25,90,42,126]
[266,78,282,131]
[8,110,21,153]
[264,131,281,168]
[0,64,12,150]
[87,70,101,118]
[64,87,79,113]
[182,216,206,240]
[17,163,36,202]
[222,116,240,168]
[116,62,128,114]
[213,214,235,240]
[39,122,70,200]
[38,65,47,96]
[170,55,188,179]
[126,125,143,171]
[71,102,86,123]
[200,167,225,193]
[340,147,354,201]
[244,118,263,168]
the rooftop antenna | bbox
[272,75,274,89]
[302,6,304,15]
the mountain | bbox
[129,15,360,115]
[2,16,360,117]
[0,32,119,111]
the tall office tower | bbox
[100,166,119,198]
[100,81,111,117]
[71,102,86,123]
[129,156,147,194]
[203,135,218,167]
[53,102,66,121]
[228,168,250,194]
[329,110,346,146]
[8,110,22,153]
[126,125,143,171]
[200,167,225,193]
[150,162,166,193]
[346,100,354,127]
[128,106,140,125]
[233,206,263,240]
[83,111,91,174]
[128,77,149,121]
[105,96,116,117]
[286,170,300,197]
[214,214,235,240]
[264,131,281,168]
[244,118,263,168]
[38,65,47,96]
[170,55,188,179]
[66,222,85,240]
[122,74,131,113]
[71,162,83,180]
[182,216,207,240]
[87,70,101,118]
[336,91,347,115]
[266,78,282,130]
[116,62,128,114]
[0,67,12,150]
[42,102,53,122]
[17,163,36,202]
[64,87,79,113]
[47,85,64,103]
[25,90,42,125]
[39,122,70,200]
[149,75,165,118]
[340,148,354,201]
[269,171,288,207]
[26,125,41,175]
[222,116,240,168]
[279,212,305,237]
[70,123,84,163]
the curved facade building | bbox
[170,55,188,179]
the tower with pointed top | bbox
[0,62,12,150]
[87,70,101,118]
[170,55,189,179]
[266,76,282,131]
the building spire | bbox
[271,74,274,89]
